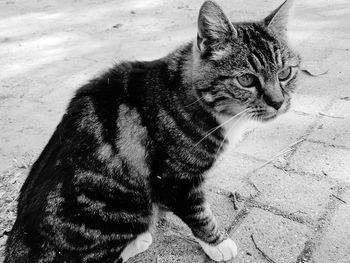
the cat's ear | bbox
[197,0,237,52]
[264,0,294,37]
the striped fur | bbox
[5,1,299,262]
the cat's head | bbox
[188,0,300,122]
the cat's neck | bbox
[165,41,201,89]
[164,41,212,114]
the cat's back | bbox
[18,59,167,203]
[17,60,162,213]
[4,61,163,262]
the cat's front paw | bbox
[120,232,153,262]
[197,238,238,262]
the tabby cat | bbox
[4,0,300,262]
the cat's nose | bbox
[263,94,284,110]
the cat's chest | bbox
[216,115,257,149]
[202,116,257,179]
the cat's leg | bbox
[119,232,153,262]
[172,192,237,262]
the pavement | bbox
[0,0,349,262]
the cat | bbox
[4,0,300,262]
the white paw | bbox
[197,238,238,262]
[120,232,153,262]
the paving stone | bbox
[232,208,310,263]
[291,45,350,107]
[309,35,350,50]
[207,190,242,230]
[296,74,334,102]
[289,45,333,115]
[235,111,315,160]
[251,166,334,221]
[0,156,12,174]
[298,45,333,65]
[289,141,350,182]
[313,190,350,263]
[308,99,350,148]
[0,100,56,169]
[291,91,332,116]
[206,150,262,197]
[297,50,350,98]
[129,226,206,263]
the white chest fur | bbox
[216,115,258,150]
[204,115,258,180]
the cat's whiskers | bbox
[246,110,258,144]
[250,116,257,144]
[194,108,250,148]
[184,96,203,108]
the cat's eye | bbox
[237,74,255,87]
[278,67,292,81]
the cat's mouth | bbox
[252,109,277,122]
[253,98,291,122]
[258,112,278,121]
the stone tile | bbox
[289,141,350,182]
[309,35,350,50]
[207,190,241,230]
[295,74,334,103]
[235,111,315,160]
[291,47,350,107]
[298,46,333,65]
[232,208,310,263]
[0,156,12,174]
[251,166,334,221]
[321,33,350,48]
[206,150,262,196]
[309,99,350,148]
[0,100,56,167]
[291,92,331,116]
[313,190,350,263]
[129,227,206,263]
[298,50,350,98]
